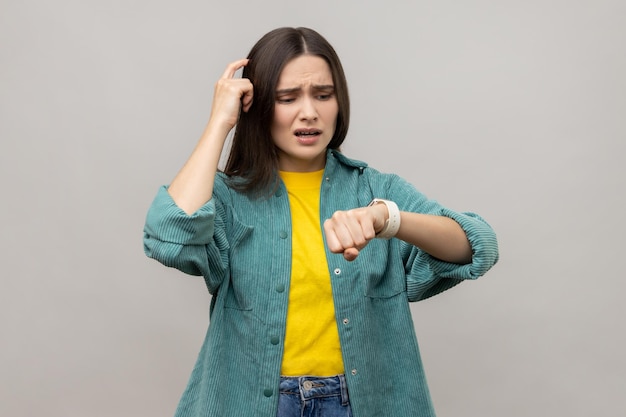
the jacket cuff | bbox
[143,186,215,246]
[426,208,499,279]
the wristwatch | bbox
[367,198,401,239]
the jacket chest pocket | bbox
[363,267,405,298]
[360,241,406,298]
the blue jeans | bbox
[277,375,352,417]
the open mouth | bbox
[294,129,322,137]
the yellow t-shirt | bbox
[279,169,344,376]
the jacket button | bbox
[279,231,288,239]
[270,336,280,345]
[275,284,285,293]
[263,388,273,397]
[351,369,357,376]
[342,318,349,325]
[333,268,341,275]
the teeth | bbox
[297,131,318,136]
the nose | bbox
[299,95,318,121]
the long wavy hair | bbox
[223,27,350,195]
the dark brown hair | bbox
[223,27,350,194]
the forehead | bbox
[277,55,333,87]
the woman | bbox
[144,27,498,417]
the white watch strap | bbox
[368,198,401,239]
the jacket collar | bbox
[325,149,368,172]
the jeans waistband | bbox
[279,374,350,406]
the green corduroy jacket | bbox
[143,150,499,417]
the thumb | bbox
[343,247,359,262]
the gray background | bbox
[1,0,624,416]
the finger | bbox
[221,58,249,79]
[331,217,366,253]
[241,88,254,112]
[326,212,355,248]
[323,220,346,254]
[337,216,369,250]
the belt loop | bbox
[298,376,307,402]
[339,374,350,406]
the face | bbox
[271,55,339,172]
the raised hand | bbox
[208,58,254,131]
[167,59,253,215]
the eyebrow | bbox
[275,84,335,94]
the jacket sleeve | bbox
[383,175,499,302]
[142,185,230,294]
